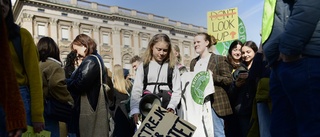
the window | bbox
[61,13,68,16]
[38,8,45,12]
[102,33,109,45]
[61,26,69,41]
[37,23,46,37]
[184,46,190,56]
[105,62,112,72]
[82,29,91,36]
[141,38,148,49]
[124,63,131,70]
[124,35,130,47]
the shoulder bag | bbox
[79,55,110,137]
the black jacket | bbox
[67,53,109,110]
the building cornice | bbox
[14,0,205,36]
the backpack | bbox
[142,63,174,108]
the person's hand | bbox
[133,113,140,125]
[279,53,301,62]
[32,122,44,133]
[167,108,174,113]
[8,129,24,137]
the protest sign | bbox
[207,7,239,43]
[178,71,214,137]
[134,104,196,137]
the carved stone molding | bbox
[49,18,57,25]
[100,46,113,59]
[72,22,79,29]
[121,46,133,56]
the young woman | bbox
[190,32,233,136]
[66,34,113,137]
[112,64,135,137]
[37,37,74,137]
[228,41,258,137]
[227,40,243,72]
[130,33,181,124]
[0,0,44,135]
[225,40,243,137]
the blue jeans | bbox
[270,58,320,137]
[257,102,271,137]
[212,108,225,137]
[44,116,60,137]
[0,86,31,137]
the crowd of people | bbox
[1,0,320,136]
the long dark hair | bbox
[64,51,77,78]
[5,0,20,40]
[37,37,61,62]
[227,40,243,69]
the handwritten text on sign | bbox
[134,105,196,137]
[207,7,239,42]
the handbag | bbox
[79,55,109,137]
[44,97,73,123]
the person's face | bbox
[72,44,87,57]
[241,46,255,63]
[193,35,208,55]
[231,44,242,60]
[152,41,169,63]
[0,0,10,18]
[132,61,140,71]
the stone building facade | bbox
[13,0,206,71]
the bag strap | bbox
[143,62,173,91]
[92,55,103,85]
[167,65,173,90]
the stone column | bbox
[49,18,58,42]
[133,31,139,55]
[93,25,100,54]
[20,13,33,36]
[178,41,184,65]
[112,27,121,65]
[72,22,79,40]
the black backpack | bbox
[142,63,173,108]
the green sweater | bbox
[9,28,44,123]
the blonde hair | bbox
[142,33,176,68]
[112,64,132,94]
[173,45,181,63]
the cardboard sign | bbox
[207,7,239,42]
[22,126,51,137]
[133,105,196,137]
